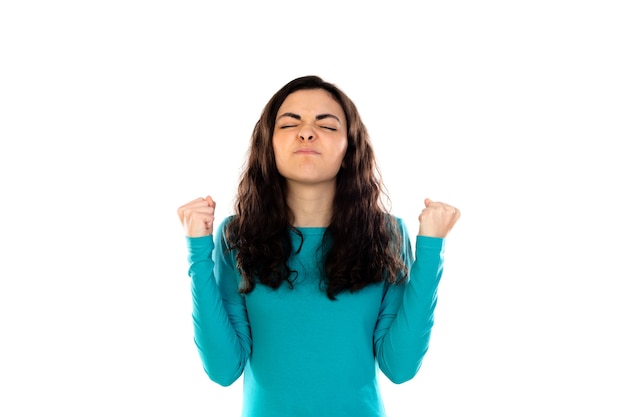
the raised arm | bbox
[179,197,251,386]
[374,200,460,383]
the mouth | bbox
[294,149,320,155]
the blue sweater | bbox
[186,216,445,417]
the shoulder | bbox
[383,213,409,237]
[214,215,237,248]
[216,215,236,234]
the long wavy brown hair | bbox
[225,75,407,300]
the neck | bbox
[286,181,335,227]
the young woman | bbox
[177,75,460,416]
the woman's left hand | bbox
[418,198,461,238]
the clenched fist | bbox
[418,198,460,238]
[177,196,216,237]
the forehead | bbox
[278,89,345,119]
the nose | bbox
[298,125,315,141]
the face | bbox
[272,89,348,188]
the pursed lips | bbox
[294,148,320,155]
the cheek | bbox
[336,141,349,163]
[271,138,284,162]
[271,133,286,153]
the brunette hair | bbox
[225,75,407,299]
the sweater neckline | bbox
[290,226,326,236]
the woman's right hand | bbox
[177,196,216,237]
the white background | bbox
[1,1,625,416]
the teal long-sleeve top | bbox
[186,216,445,417]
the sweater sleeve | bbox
[186,217,251,386]
[373,218,445,384]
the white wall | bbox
[1,1,624,415]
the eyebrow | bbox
[277,112,341,123]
